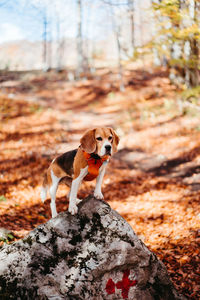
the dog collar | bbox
[82,150,109,181]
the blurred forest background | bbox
[0,0,200,299]
[1,0,200,87]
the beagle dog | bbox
[40,127,119,217]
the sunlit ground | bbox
[0,67,200,298]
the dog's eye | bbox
[108,136,112,141]
[96,137,103,141]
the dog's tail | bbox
[40,172,48,203]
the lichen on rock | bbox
[0,196,185,299]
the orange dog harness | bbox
[82,150,109,181]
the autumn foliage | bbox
[0,68,200,299]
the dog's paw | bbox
[52,212,58,218]
[76,198,82,205]
[94,191,104,200]
[68,203,78,215]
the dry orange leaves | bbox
[0,68,200,299]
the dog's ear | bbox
[109,128,119,153]
[80,129,96,153]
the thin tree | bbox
[128,0,135,54]
[103,0,126,91]
[76,0,84,79]
[187,0,199,86]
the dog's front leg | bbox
[94,161,108,200]
[68,166,88,215]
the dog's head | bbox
[80,127,119,157]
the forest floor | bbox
[0,66,200,299]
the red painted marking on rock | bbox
[116,270,137,299]
[106,278,115,294]
[105,270,137,299]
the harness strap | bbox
[82,150,109,181]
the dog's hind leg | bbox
[40,172,48,203]
[49,170,60,218]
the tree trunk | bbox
[76,0,84,79]
[187,0,199,87]
[116,32,125,92]
[56,13,61,71]
[43,12,48,70]
[187,38,199,87]
[47,30,52,71]
[0,196,185,299]
[110,4,125,92]
[129,0,135,54]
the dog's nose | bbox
[105,145,111,152]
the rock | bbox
[0,196,184,300]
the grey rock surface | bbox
[0,196,184,300]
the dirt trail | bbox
[0,68,200,299]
